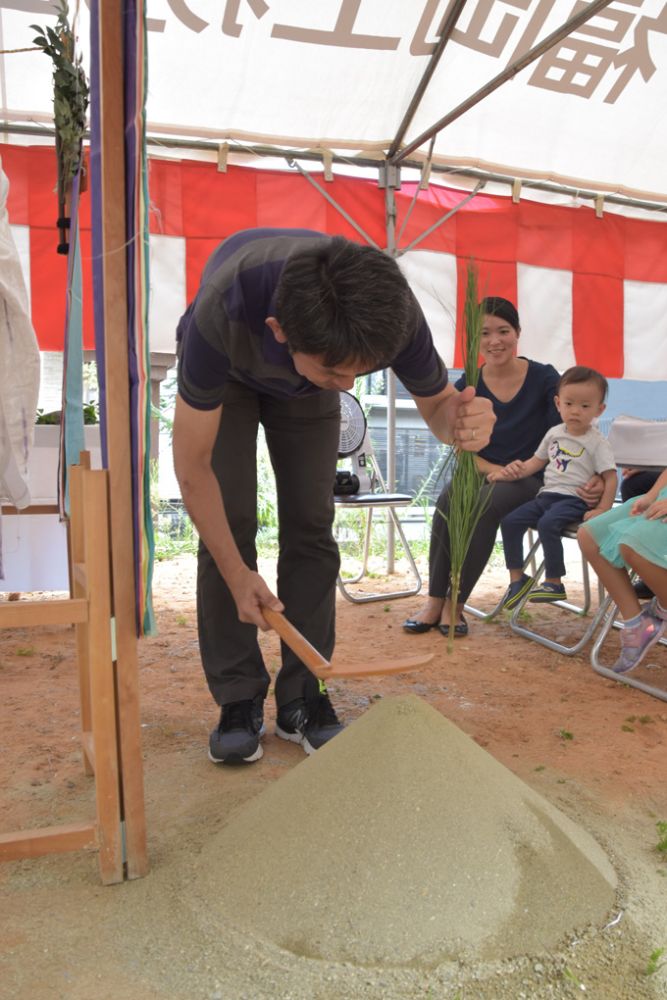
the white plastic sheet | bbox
[0,159,40,509]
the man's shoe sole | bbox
[207,742,264,765]
[275,724,317,755]
[207,746,264,764]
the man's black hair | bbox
[558,365,608,402]
[274,236,413,368]
[480,296,520,331]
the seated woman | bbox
[403,296,599,637]
[578,468,667,673]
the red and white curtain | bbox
[4,143,667,380]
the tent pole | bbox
[96,0,148,879]
[287,160,380,248]
[397,181,485,256]
[392,0,615,165]
[396,138,436,246]
[384,181,398,574]
[387,0,468,159]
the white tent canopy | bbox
[3,0,667,204]
[3,0,667,382]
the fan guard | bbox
[338,392,367,457]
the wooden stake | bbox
[96,0,148,879]
[83,470,123,883]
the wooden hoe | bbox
[262,606,434,679]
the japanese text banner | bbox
[1,0,667,199]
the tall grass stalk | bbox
[442,262,493,652]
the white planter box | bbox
[0,425,102,592]
[30,424,102,502]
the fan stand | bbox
[334,393,422,604]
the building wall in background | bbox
[363,373,667,500]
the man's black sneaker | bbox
[275,691,344,755]
[208,696,265,765]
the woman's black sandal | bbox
[437,616,469,638]
[402,618,440,634]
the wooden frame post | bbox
[95,0,148,878]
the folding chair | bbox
[334,392,421,604]
[509,414,667,658]
[508,523,608,655]
[588,414,667,699]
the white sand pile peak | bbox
[190,695,616,967]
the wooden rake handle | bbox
[261,606,434,680]
[261,606,332,677]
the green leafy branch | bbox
[441,262,492,652]
[31,0,89,249]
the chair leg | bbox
[591,597,667,702]
[465,535,543,622]
[510,587,608,655]
[336,505,422,604]
[508,528,602,655]
[338,507,374,588]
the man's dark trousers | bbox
[197,380,341,709]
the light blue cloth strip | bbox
[61,184,86,517]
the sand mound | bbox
[189,696,616,967]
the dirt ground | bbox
[1,552,667,1000]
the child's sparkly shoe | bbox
[613,611,665,674]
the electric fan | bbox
[337,392,374,493]
[338,392,367,457]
